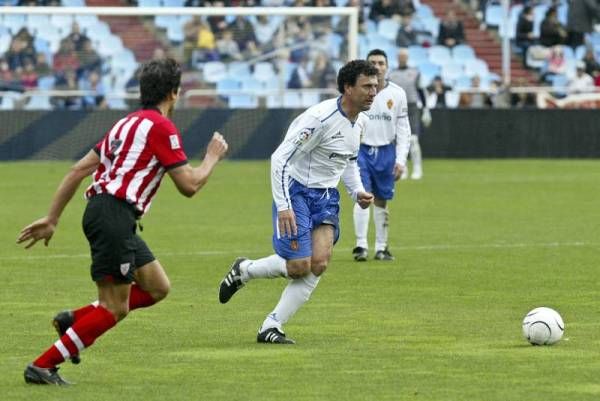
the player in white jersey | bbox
[218,60,378,344]
[352,49,412,262]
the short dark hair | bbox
[139,58,181,108]
[337,60,378,94]
[366,49,388,64]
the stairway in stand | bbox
[424,0,537,83]
[86,0,163,61]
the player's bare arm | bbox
[17,149,100,249]
[168,132,228,197]
[278,209,297,238]
[394,163,405,181]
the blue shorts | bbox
[272,180,340,260]
[357,143,396,200]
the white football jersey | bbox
[271,97,367,211]
[361,81,411,166]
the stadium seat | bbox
[415,4,434,19]
[575,45,586,60]
[203,61,227,83]
[452,44,476,64]
[25,95,52,111]
[428,45,452,66]
[445,90,460,108]
[441,62,464,85]
[377,18,400,42]
[163,0,185,6]
[216,78,240,95]
[418,62,441,87]
[253,62,276,82]
[551,74,569,97]
[420,16,440,38]
[97,35,124,57]
[0,31,11,54]
[453,75,472,90]
[464,58,489,77]
[282,92,302,108]
[75,14,100,31]
[301,91,321,108]
[485,4,503,28]
[228,94,258,108]
[241,78,265,95]
[138,0,162,6]
[37,76,56,90]
[26,14,50,34]
[266,95,282,108]
[3,14,26,35]
[155,15,178,30]
[50,14,74,31]
[86,21,112,43]
[408,45,429,66]
[167,24,185,44]
[62,0,86,6]
[533,4,549,37]
[0,95,16,110]
[557,3,568,25]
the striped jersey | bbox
[85,108,188,216]
[271,97,366,211]
[362,81,411,166]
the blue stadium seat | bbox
[415,4,434,19]
[408,45,428,66]
[575,45,586,60]
[217,78,241,95]
[0,30,11,54]
[445,90,460,108]
[163,0,185,6]
[167,24,184,44]
[454,75,472,90]
[26,14,50,33]
[533,4,549,37]
[37,76,56,90]
[155,15,178,30]
[452,44,476,64]
[3,14,26,35]
[377,18,400,42]
[428,45,452,66]
[464,58,489,77]
[138,0,162,6]
[253,62,276,82]
[0,95,17,110]
[441,62,464,85]
[75,14,100,31]
[62,0,86,6]
[228,94,258,108]
[203,61,227,83]
[97,35,124,57]
[50,14,74,31]
[420,16,440,38]
[418,62,441,87]
[241,78,264,95]
[25,95,52,111]
[228,61,252,79]
[282,92,302,108]
[485,4,503,28]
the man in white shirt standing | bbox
[352,49,411,262]
[218,60,377,344]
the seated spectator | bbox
[510,77,537,108]
[568,61,595,93]
[311,52,337,89]
[0,58,23,92]
[53,39,80,78]
[516,6,535,63]
[426,76,451,108]
[34,53,52,77]
[19,59,38,89]
[229,16,260,58]
[540,6,567,47]
[189,20,219,63]
[541,45,567,82]
[5,33,35,71]
[437,9,464,48]
[398,0,416,17]
[369,0,402,21]
[66,22,89,51]
[207,1,228,34]
[251,15,282,51]
[582,47,600,76]
[77,38,102,76]
[567,0,600,48]
[396,15,418,47]
[459,76,492,108]
[311,0,336,37]
[80,70,107,109]
[216,30,243,62]
[54,68,82,110]
[288,57,312,89]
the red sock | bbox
[129,284,156,310]
[73,303,97,322]
[34,305,116,369]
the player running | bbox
[218,60,377,344]
[18,58,228,385]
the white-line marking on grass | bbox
[2,241,596,261]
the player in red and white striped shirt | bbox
[17,58,228,385]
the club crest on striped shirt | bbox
[120,263,131,276]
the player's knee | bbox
[310,259,328,276]
[150,279,171,302]
[102,302,129,322]
[286,259,311,279]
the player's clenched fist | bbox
[207,131,228,160]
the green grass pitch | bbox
[1,159,599,401]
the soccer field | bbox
[1,159,599,401]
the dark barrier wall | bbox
[1,109,599,160]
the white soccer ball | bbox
[522,307,565,345]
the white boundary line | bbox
[1,241,596,261]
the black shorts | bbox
[82,194,155,283]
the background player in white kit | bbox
[352,49,411,262]
[218,60,377,344]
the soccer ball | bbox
[522,307,565,345]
